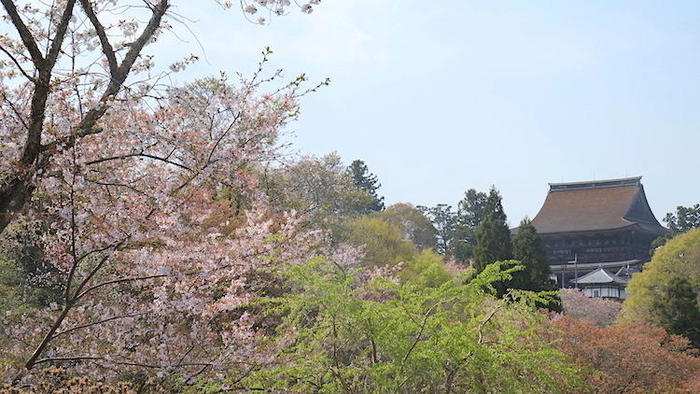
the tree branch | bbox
[0,0,44,65]
[85,152,193,172]
[76,274,167,300]
[78,0,118,76]
[0,44,36,83]
[46,0,77,66]
[52,313,145,339]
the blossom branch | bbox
[78,0,118,76]
[52,313,146,339]
[0,0,44,64]
[75,274,168,301]
[0,44,36,83]
[85,153,194,172]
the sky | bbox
[156,0,700,225]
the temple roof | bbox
[531,177,666,235]
[571,268,628,285]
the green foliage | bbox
[417,203,456,255]
[665,204,700,235]
[451,189,489,261]
[243,259,584,393]
[344,217,416,267]
[654,203,700,249]
[348,159,385,213]
[399,249,453,288]
[0,221,62,309]
[652,276,700,347]
[419,189,490,262]
[511,218,554,292]
[374,203,436,251]
[620,229,700,347]
[474,187,513,272]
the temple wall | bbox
[541,230,653,266]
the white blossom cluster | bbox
[232,0,321,24]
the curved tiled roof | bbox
[531,177,666,235]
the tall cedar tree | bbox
[474,187,512,272]
[451,189,488,261]
[348,160,385,213]
[511,218,554,291]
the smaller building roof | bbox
[571,268,628,285]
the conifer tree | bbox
[348,160,385,213]
[474,187,512,272]
[451,189,488,261]
[511,218,554,291]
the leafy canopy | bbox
[239,259,583,393]
[620,228,700,347]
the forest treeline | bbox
[0,1,698,392]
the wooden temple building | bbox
[571,268,629,299]
[530,177,666,294]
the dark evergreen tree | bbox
[665,204,700,235]
[451,189,488,261]
[653,203,700,250]
[654,276,700,348]
[511,218,554,292]
[474,187,512,272]
[348,160,385,213]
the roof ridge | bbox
[549,176,641,192]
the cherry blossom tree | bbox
[1,66,333,387]
[0,0,322,235]
[558,288,622,327]
[551,317,700,393]
[0,0,329,387]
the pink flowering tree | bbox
[1,68,331,386]
[0,0,329,387]
[0,0,322,234]
[557,289,622,327]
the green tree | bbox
[348,159,385,213]
[653,277,700,347]
[511,218,553,292]
[665,204,700,235]
[242,259,583,392]
[344,217,416,267]
[399,249,453,288]
[417,204,456,255]
[653,203,700,249]
[474,187,513,272]
[374,203,437,251]
[451,189,488,261]
[620,229,700,347]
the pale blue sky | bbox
[159,0,700,225]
